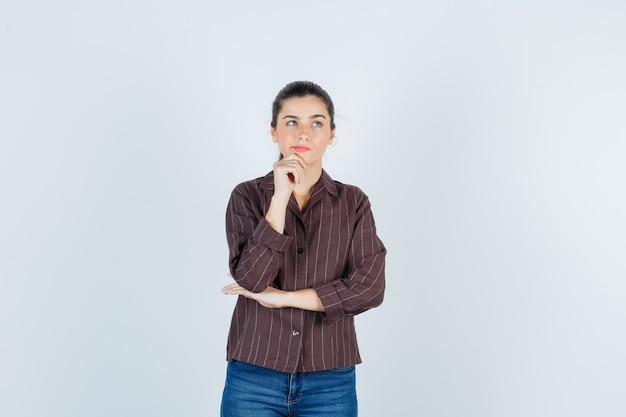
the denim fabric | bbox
[220,361,358,417]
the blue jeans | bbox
[220,361,358,417]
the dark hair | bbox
[271,81,336,130]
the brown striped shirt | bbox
[225,169,386,373]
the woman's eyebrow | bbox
[282,114,327,119]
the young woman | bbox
[220,81,386,417]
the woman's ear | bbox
[329,129,335,145]
[271,126,278,143]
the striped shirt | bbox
[225,169,386,373]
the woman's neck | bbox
[294,164,322,195]
[292,165,322,210]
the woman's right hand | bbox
[272,154,306,200]
[265,154,306,233]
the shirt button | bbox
[296,248,304,254]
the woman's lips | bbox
[292,146,310,152]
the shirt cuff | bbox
[315,282,344,323]
[254,218,293,253]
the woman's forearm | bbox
[222,284,325,312]
[285,288,325,312]
[265,195,289,233]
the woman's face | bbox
[271,95,335,168]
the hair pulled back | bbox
[271,81,336,130]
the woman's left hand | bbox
[221,283,286,309]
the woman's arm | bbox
[221,283,325,312]
[314,193,386,322]
[226,154,306,292]
[226,185,291,292]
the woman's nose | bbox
[298,126,310,140]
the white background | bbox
[1,1,625,416]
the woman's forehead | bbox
[279,95,329,116]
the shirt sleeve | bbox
[315,192,386,323]
[226,184,293,292]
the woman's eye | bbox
[286,120,297,126]
[313,121,323,127]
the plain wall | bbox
[1,1,625,416]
